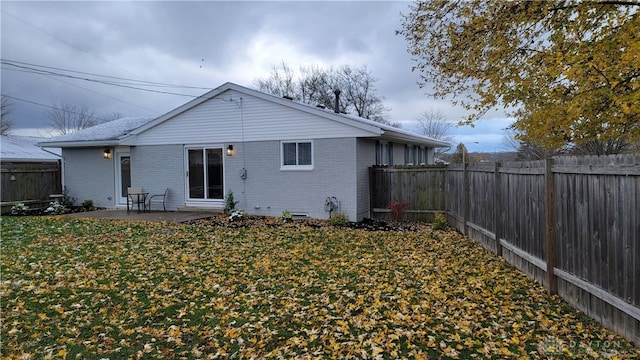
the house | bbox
[40,82,449,220]
[1,135,62,213]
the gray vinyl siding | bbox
[224,138,358,220]
[62,148,116,208]
[130,145,185,210]
[133,90,373,146]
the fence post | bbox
[444,165,449,224]
[494,162,503,257]
[545,158,558,295]
[463,163,469,236]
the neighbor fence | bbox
[369,154,640,345]
[369,165,447,222]
[0,161,62,214]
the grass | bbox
[1,216,638,359]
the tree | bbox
[398,1,640,154]
[254,62,296,100]
[415,109,453,154]
[46,103,100,135]
[254,63,394,126]
[503,129,561,160]
[1,97,14,135]
[451,143,469,164]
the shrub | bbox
[45,201,68,215]
[432,212,448,230]
[281,210,293,223]
[10,203,29,215]
[224,191,238,215]
[82,199,94,209]
[61,186,76,208]
[228,209,246,222]
[389,201,410,221]
[329,212,349,226]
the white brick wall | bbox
[224,138,358,220]
[62,148,116,208]
[356,139,376,220]
[131,145,185,210]
[62,138,388,220]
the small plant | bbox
[389,201,410,222]
[432,212,448,230]
[228,209,246,222]
[82,199,94,209]
[281,210,293,223]
[10,203,29,215]
[329,212,349,226]
[224,191,239,215]
[45,201,68,215]
[61,186,76,208]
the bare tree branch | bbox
[416,109,453,154]
[1,97,14,135]
[254,63,392,125]
[46,103,99,135]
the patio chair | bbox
[127,187,146,213]
[147,188,169,211]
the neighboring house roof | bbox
[1,135,61,162]
[39,83,450,148]
[39,116,156,147]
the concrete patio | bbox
[64,209,219,223]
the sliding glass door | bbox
[186,147,224,200]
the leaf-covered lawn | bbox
[1,217,638,359]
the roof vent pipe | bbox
[333,88,341,113]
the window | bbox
[405,145,417,165]
[281,141,313,170]
[376,141,393,165]
[417,147,425,165]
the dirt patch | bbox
[186,214,424,232]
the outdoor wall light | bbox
[10,174,16,181]
[103,148,112,159]
[227,145,234,156]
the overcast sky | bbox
[1,1,514,153]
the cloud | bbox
[1,0,510,149]
[448,118,515,152]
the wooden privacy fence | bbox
[370,154,640,345]
[0,161,62,214]
[369,165,446,222]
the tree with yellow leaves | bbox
[398,0,639,154]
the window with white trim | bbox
[417,146,423,165]
[376,141,393,166]
[281,141,313,170]
[405,145,418,165]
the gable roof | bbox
[39,83,450,148]
[130,82,450,148]
[39,116,156,147]
[1,135,61,162]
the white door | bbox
[116,153,131,205]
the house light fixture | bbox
[226,145,234,156]
[103,148,112,159]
